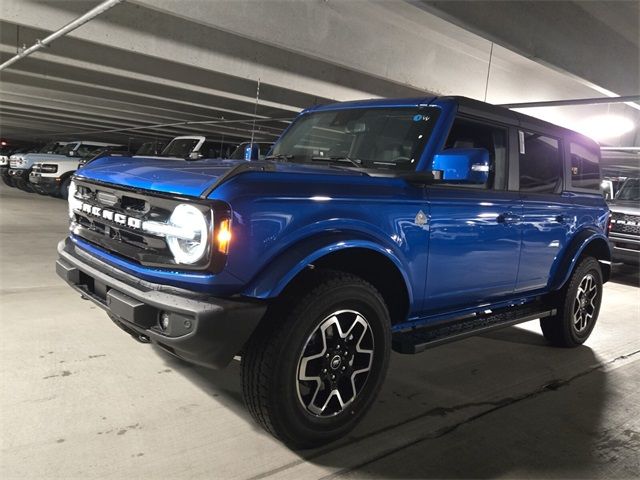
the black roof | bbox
[445,96,600,151]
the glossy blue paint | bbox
[424,186,522,312]
[209,171,428,315]
[431,148,490,183]
[72,96,610,329]
[74,157,249,197]
[70,235,245,294]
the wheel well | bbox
[579,238,611,283]
[281,248,410,325]
[59,171,74,181]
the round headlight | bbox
[166,204,209,264]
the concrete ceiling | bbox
[0,0,638,161]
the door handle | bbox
[555,215,567,224]
[497,213,520,224]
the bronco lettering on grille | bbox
[78,202,142,229]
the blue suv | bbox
[56,96,610,448]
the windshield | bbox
[270,106,440,171]
[59,143,78,155]
[160,138,201,158]
[39,142,59,153]
[136,142,165,156]
[615,178,640,201]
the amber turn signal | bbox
[217,218,232,254]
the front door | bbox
[425,188,522,312]
[423,115,521,313]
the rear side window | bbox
[570,142,600,191]
[519,132,562,194]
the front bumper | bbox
[8,168,32,189]
[609,233,640,266]
[56,238,267,369]
[29,173,60,194]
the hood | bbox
[75,157,252,197]
[608,199,640,216]
[75,156,366,197]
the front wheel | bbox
[242,271,391,449]
[541,256,603,347]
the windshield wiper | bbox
[310,156,364,169]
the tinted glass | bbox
[441,117,507,189]
[271,107,440,171]
[39,142,59,153]
[230,142,273,160]
[76,144,108,159]
[60,143,79,155]
[161,139,200,157]
[135,142,165,156]
[519,132,562,194]
[616,178,640,201]
[570,142,600,191]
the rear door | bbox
[515,130,572,292]
[425,116,522,312]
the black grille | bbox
[71,179,214,271]
[610,212,640,236]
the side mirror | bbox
[432,148,490,184]
[67,150,75,157]
[188,151,202,160]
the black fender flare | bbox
[549,229,611,290]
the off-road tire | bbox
[241,270,391,449]
[541,256,603,347]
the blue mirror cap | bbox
[432,148,490,183]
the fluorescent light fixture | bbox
[576,115,635,142]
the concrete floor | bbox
[1,183,639,479]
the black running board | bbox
[392,304,556,354]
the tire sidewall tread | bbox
[242,270,391,449]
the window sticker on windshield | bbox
[413,114,430,122]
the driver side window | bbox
[441,117,507,189]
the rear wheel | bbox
[541,256,603,347]
[242,271,391,448]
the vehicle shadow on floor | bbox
[609,264,639,288]
[154,327,609,479]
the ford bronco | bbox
[11,141,121,194]
[56,96,610,448]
